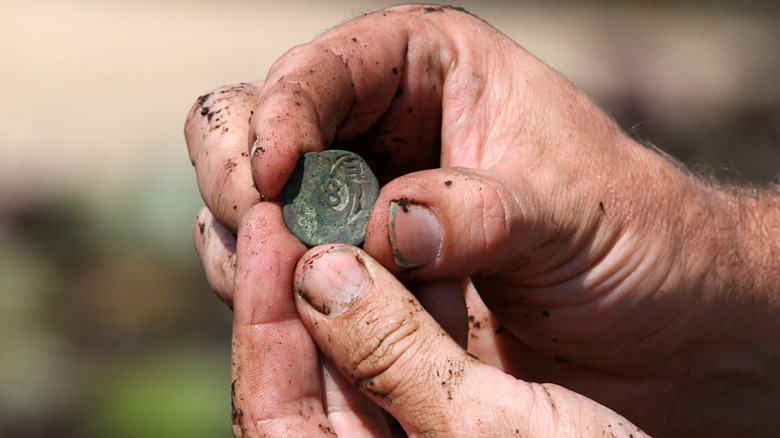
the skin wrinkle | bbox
[441,70,488,169]
[465,177,490,266]
[231,334,327,434]
[351,313,418,393]
[492,218,596,291]
[289,81,328,149]
[518,150,664,292]
[322,24,409,139]
[478,221,694,374]
[326,274,468,435]
[320,43,361,136]
[535,383,561,435]
[521,228,651,311]
[261,59,349,151]
[320,364,386,428]
[483,67,530,170]
[474,175,511,270]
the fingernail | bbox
[298,246,370,316]
[389,200,442,268]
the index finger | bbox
[250,5,468,200]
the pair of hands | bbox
[185,5,779,437]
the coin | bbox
[283,150,379,247]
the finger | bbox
[232,203,392,437]
[319,354,393,437]
[294,244,489,435]
[294,244,650,436]
[185,82,263,232]
[230,202,329,436]
[250,5,465,200]
[363,166,532,278]
[365,164,611,283]
[193,206,236,308]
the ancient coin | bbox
[283,150,379,247]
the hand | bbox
[186,5,780,436]
[195,205,649,437]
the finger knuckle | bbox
[350,309,424,400]
[469,175,512,257]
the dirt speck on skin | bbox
[356,376,392,400]
[539,384,559,419]
[193,83,256,134]
[468,313,490,340]
[197,92,212,106]
[318,423,337,436]
[230,379,244,425]
[419,5,478,18]
[391,197,427,213]
[224,158,238,172]
[440,357,467,401]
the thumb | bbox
[365,167,537,279]
[293,244,647,437]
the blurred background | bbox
[1,0,777,436]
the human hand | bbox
[194,204,649,437]
[186,5,780,436]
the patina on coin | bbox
[283,150,379,247]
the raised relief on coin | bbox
[283,150,379,247]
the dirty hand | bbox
[195,204,649,437]
[186,4,780,437]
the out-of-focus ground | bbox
[1,1,777,436]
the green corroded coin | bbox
[283,150,379,247]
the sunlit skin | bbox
[186,5,780,437]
